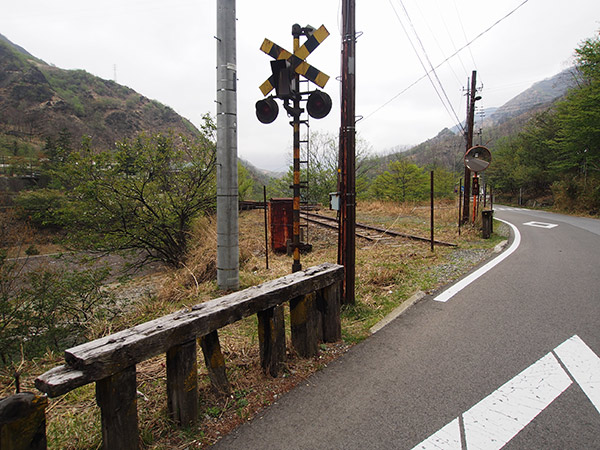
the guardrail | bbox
[0,263,344,450]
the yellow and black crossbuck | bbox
[259,25,330,96]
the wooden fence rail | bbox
[1,263,343,450]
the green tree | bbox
[487,32,600,210]
[371,160,428,202]
[429,165,457,198]
[267,131,373,206]
[0,254,117,364]
[238,161,255,201]
[18,121,219,267]
[61,130,216,267]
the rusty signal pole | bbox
[338,0,356,305]
[291,25,302,273]
[255,25,332,274]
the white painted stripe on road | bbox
[434,218,521,302]
[523,221,558,229]
[414,335,600,449]
[554,335,600,414]
[462,352,572,450]
[411,418,462,450]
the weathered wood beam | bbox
[257,305,286,377]
[318,282,342,342]
[0,393,48,450]
[95,365,138,450]
[59,263,343,385]
[166,340,198,427]
[34,365,91,398]
[290,293,319,358]
[200,331,230,395]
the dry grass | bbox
[0,199,503,449]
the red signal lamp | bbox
[255,97,279,124]
[306,90,332,119]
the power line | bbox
[387,0,464,133]
[452,0,478,73]
[364,0,531,122]
[396,0,464,132]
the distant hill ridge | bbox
[401,68,576,169]
[0,33,200,154]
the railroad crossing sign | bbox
[259,24,330,96]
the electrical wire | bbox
[412,0,464,88]
[396,0,465,133]
[387,0,465,133]
[364,0,531,122]
[452,0,479,74]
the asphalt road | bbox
[213,207,600,449]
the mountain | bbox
[486,69,576,125]
[400,69,576,170]
[0,33,200,155]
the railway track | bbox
[301,211,457,247]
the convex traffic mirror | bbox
[464,145,492,172]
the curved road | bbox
[213,207,600,449]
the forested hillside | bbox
[0,33,200,158]
[486,33,600,213]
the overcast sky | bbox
[2,0,600,171]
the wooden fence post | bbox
[0,393,48,450]
[318,281,342,342]
[166,339,198,427]
[290,293,319,357]
[95,365,138,450]
[257,305,286,377]
[200,331,230,395]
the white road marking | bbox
[494,207,529,211]
[414,335,600,449]
[523,221,558,229]
[411,418,462,450]
[462,352,572,450]
[434,218,520,302]
[554,335,600,414]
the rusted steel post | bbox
[0,393,48,450]
[291,28,302,274]
[430,170,434,252]
[458,178,462,236]
[263,186,269,270]
[166,339,198,427]
[490,185,494,234]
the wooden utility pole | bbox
[462,70,477,224]
[338,0,356,305]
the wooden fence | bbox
[0,262,344,450]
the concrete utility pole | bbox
[216,0,239,290]
[338,0,356,305]
[462,70,477,224]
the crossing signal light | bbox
[306,90,332,119]
[271,59,295,99]
[255,97,279,124]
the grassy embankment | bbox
[0,200,506,449]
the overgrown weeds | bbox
[0,200,504,449]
